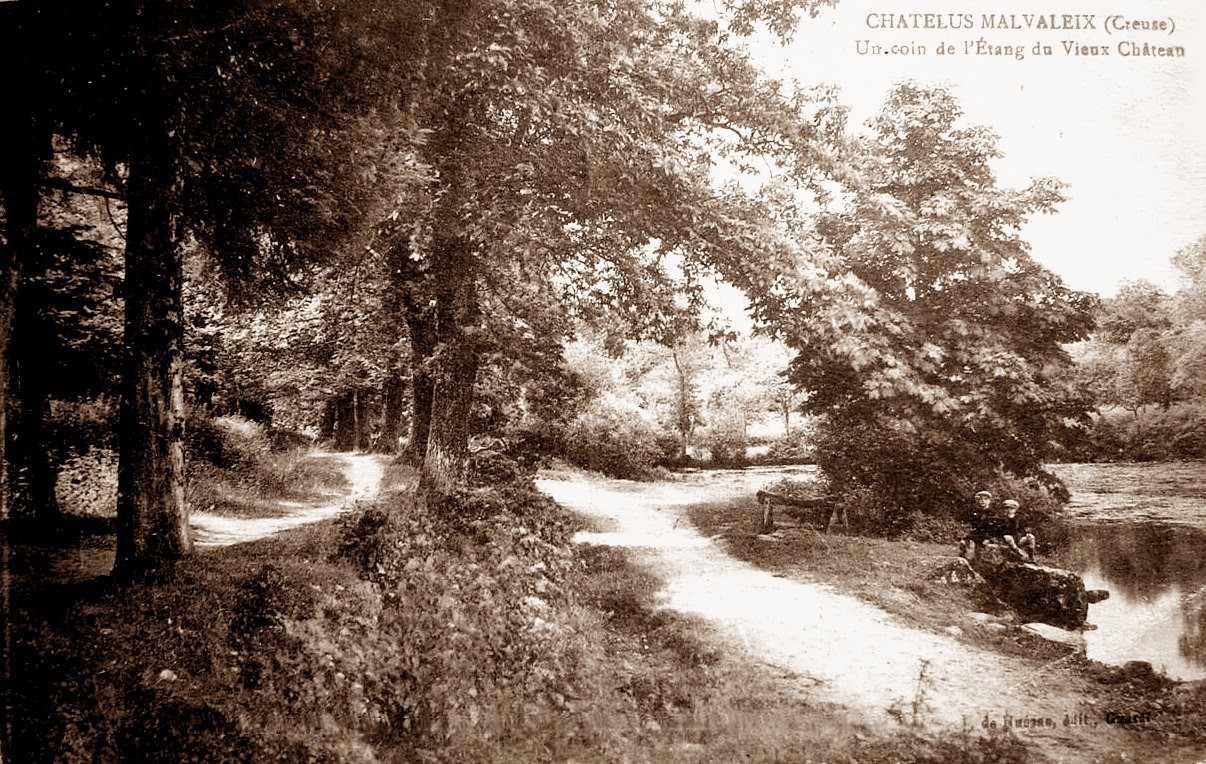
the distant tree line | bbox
[1069,236,1206,461]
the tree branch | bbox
[40,176,125,201]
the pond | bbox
[1050,462,1206,681]
[682,461,1206,681]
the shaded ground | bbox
[537,468,1206,762]
[3,452,386,585]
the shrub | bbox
[702,432,749,468]
[559,403,669,479]
[48,396,117,455]
[333,482,584,743]
[899,513,972,545]
[55,448,118,517]
[754,436,816,465]
[466,435,543,488]
[814,420,969,534]
[186,412,272,469]
[1070,403,1206,462]
[811,415,1074,537]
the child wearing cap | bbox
[999,499,1037,562]
[958,490,994,560]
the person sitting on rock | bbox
[958,490,994,561]
[998,499,1037,563]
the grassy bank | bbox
[6,454,1043,763]
[686,492,1206,758]
[686,496,1073,663]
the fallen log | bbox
[971,546,1101,629]
[755,490,846,535]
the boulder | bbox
[933,557,987,585]
[971,547,1093,629]
[1021,622,1087,650]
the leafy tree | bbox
[1097,280,1172,344]
[377,0,841,492]
[1172,235,1206,321]
[1168,321,1206,400]
[3,0,424,575]
[8,174,125,527]
[786,83,1095,521]
[1119,328,1173,412]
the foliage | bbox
[22,201,124,402]
[755,435,817,465]
[333,482,585,745]
[559,401,674,480]
[54,447,118,518]
[46,396,118,456]
[1096,280,1172,343]
[1071,237,1206,454]
[543,332,812,475]
[1171,234,1206,320]
[701,432,750,468]
[187,413,274,469]
[785,83,1095,520]
[366,0,848,487]
[1071,403,1206,462]
[186,415,346,518]
[12,464,1028,763]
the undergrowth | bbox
[9,457,1050,763]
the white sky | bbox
[741,0,1206,297]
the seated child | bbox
[998,499,1037,562]
[958,490,993,561]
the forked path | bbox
[190,453,386,547]
[537,470,1191,761]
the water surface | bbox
[1051,463,1206,681]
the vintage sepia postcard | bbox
[1,0,1204,761]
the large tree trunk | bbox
[422,335,479,494]
[113,128,191,579]
[419,235,479,495]
[10,290,63,526]
[404,310,436,464]
[378,370,407,454]
[0,66,42,521]
[0,184,34,522]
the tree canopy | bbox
[784,83,1096,517]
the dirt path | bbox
[190,452,386,547]
[537,470,1193,761]
[6,452,388,590]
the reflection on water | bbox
[1054,522,1206,680]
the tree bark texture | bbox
[404,310,436,463]
[422,335,478,494]
[113,127,191,578]
[0,59,42,521]
[419,235,480,495]
[0,186,32,522]
[378,371,407,454]
[11,281,63,524]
